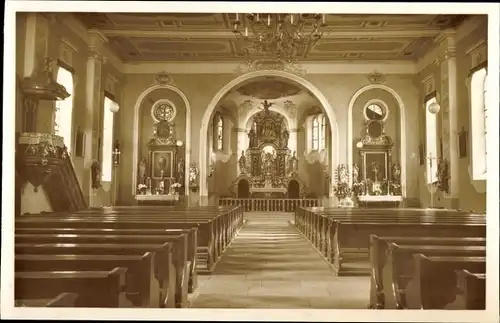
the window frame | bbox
[213,113,224,151]
[101,96,118,183]
[425,96,438,185]
[469,67,488,180]
[53,65,74,154]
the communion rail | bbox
[218,198,323,212]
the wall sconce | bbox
[427,101,441,115]
[112,140,121,166]
[176,140,184,147]
[356,141,364,149]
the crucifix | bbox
[262,100,274,113]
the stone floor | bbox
[189,212,370,309]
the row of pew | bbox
[14,205,244,308]
[294,206,487,310]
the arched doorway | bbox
[199,70,339,200]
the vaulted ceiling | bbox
[73,13,468,63]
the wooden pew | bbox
[15,242,176,308]
[15,233,190,308]
[455,269,486,310]
[384,243,486,309]
[16,292,79,307]
[294,208,485,276]
[15,267,132,307]
[16,252,160,308]
[405,255,486,309]
[16,227,199,293]
[17,215,219,274]
[368,235,486,309]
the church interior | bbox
[6,7,498,319]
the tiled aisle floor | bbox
[189,212,370,309]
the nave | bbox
[190,212,368,309]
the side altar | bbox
[352,117,403,207]
[230,105,305,198]
[135,119,184,205]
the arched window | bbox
[101,96,118,182]
[319,114,326,150]
[213,114,224,151]
[470,67,488,180]
[312,116,319,150]
[53,66,74,153]
[425,96,438,184]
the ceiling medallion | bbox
[367,70,386,84]
[154,71,174,85]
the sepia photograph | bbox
[1,1,499,322]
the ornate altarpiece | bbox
[354,119,402,205]
[231,109,305,198]
[137,120,184,195]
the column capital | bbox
[88,46,103,61]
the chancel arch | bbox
[200,70,340,201]
[347,84,407,198]
[132,84,191,196]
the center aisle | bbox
[189,212,369,309]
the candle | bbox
[245,27,248,37]
[322,14,326,24]
[236,13,239,21]
[256,13,260,21]
[267,14,270,26]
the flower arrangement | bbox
[171,182,182,188]
[137,184,147,194]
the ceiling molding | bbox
[61,13,124,71]
[415,15,487,73]
[100,29,441,39]
[123,61,417,75]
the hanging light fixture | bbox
[232,13,327,64]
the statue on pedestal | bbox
[288,151,298,174]
[238,150,247,174]
[248,128,257,148]
[177,157,185,182]
[280,129,289,148]
[138,158,147,184]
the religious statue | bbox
[262,152,274,175]
[177,157,185,180]
[189,165,198,186]
[248,128,257,148]
[238,150,247,174]
[338,164,349,184]
[288,151,298,174]
[138,158,148,184]
[352,164,360,183]
[281,129,290,148]
[392,163,401,183]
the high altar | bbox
[231,106,303,198]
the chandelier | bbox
[232,13,327,67]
